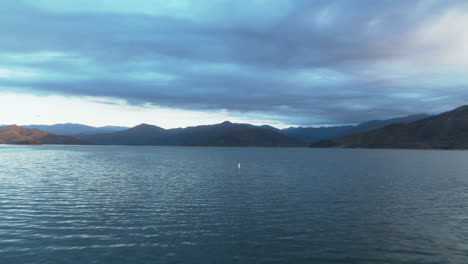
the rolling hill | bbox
[0,125,90,145]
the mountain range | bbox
[10,108,468,148]
[2,113,429,142]
[79,121,305,147]
[76,114,431,147]
[0,112,437,146]
[310,105,468,149]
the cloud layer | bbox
[1,0,468,125]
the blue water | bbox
[1,146,468,263]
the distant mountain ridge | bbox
[0,125,90,145]
[310,106,468,149]
[282,114,430,142]
[80,121,305,147]
[24,123,129,135]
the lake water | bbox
[1,146,468,263]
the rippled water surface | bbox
[1,146,468,263]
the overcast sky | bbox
[1,0,467,128]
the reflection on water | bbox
[1,145,468,263]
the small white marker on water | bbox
[237,162,241,169]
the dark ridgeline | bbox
[79,121,305,147]
[311,105,468,149]
[0,125,90,145]
[282,114,430,142]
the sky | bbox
[1,0,468,128]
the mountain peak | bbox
[128,123,166,132]
[134,123,153,128]
[132,123,164,129]
[221,121,232,125]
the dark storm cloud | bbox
[1,0,468,125]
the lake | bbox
[1,145,468,263]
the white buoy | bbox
[237,162,241,169]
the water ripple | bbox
[1,146,468,263]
